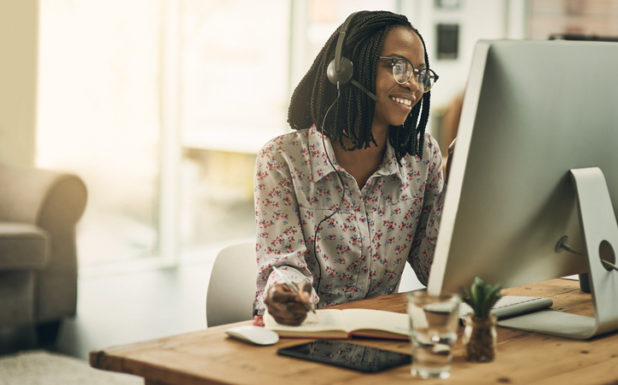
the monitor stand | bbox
[499,167,618,339]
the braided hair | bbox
[288,10,432,161]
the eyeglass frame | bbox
[377,56,439,92]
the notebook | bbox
[264,308,409,340]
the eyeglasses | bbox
[378,56,439,93]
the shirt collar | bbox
[375,138,401,179]
[308,127,402,183]
[308,127,340,183]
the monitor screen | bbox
[428,40,618,295]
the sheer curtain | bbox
[37,0,163,267]
[36,0,400,268]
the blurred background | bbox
[2,0,618,273]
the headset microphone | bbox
[326,12,379,102]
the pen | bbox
[272,266,316,314]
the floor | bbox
[0,255,216,361]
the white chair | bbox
[397,263,424,293]
[206,241,257,327]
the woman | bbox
[253,10,445,326]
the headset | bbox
[326,12,379,102]
[312,12,381,297]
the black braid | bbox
[288,10,432,161]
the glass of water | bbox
[407,291,461,379]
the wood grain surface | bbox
[90,279,618,385]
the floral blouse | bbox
[253,127,445,315]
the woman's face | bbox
[372,27,425,131]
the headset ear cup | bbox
[326,56,354,85]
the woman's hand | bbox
[264,282,313,326]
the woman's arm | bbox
[253,141,318,321]
[408,135,446,285]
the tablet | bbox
[277,340,412,373]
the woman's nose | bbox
[401,75,423,94]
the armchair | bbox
[0,162,87,341]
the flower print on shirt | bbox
[253,127,445,315]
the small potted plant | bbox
[461,277,502,362]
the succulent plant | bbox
[462,277,502,319]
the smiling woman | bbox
[372,27,429,134]
[253,10,446,327]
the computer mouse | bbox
[225,325,279,346]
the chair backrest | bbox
[206,241,257,327]
[397,263,424,293]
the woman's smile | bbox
[389,93,416,113]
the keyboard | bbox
[459,295,553,320]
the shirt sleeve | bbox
[408,135,446,285]
[253,142,319,315]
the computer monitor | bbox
[427,40,618,339]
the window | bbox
[179,1,290,256]
[36,0,401,269]
[37,0,163,267]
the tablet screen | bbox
[277,340,412,373]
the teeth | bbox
[391,96,412,106]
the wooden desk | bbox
[90,279,618,384]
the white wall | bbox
[0,0,528,167]
[0,0,38,166]
[401,0,527,109]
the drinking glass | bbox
[407,291,461,379]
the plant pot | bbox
[463,314,497,362]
